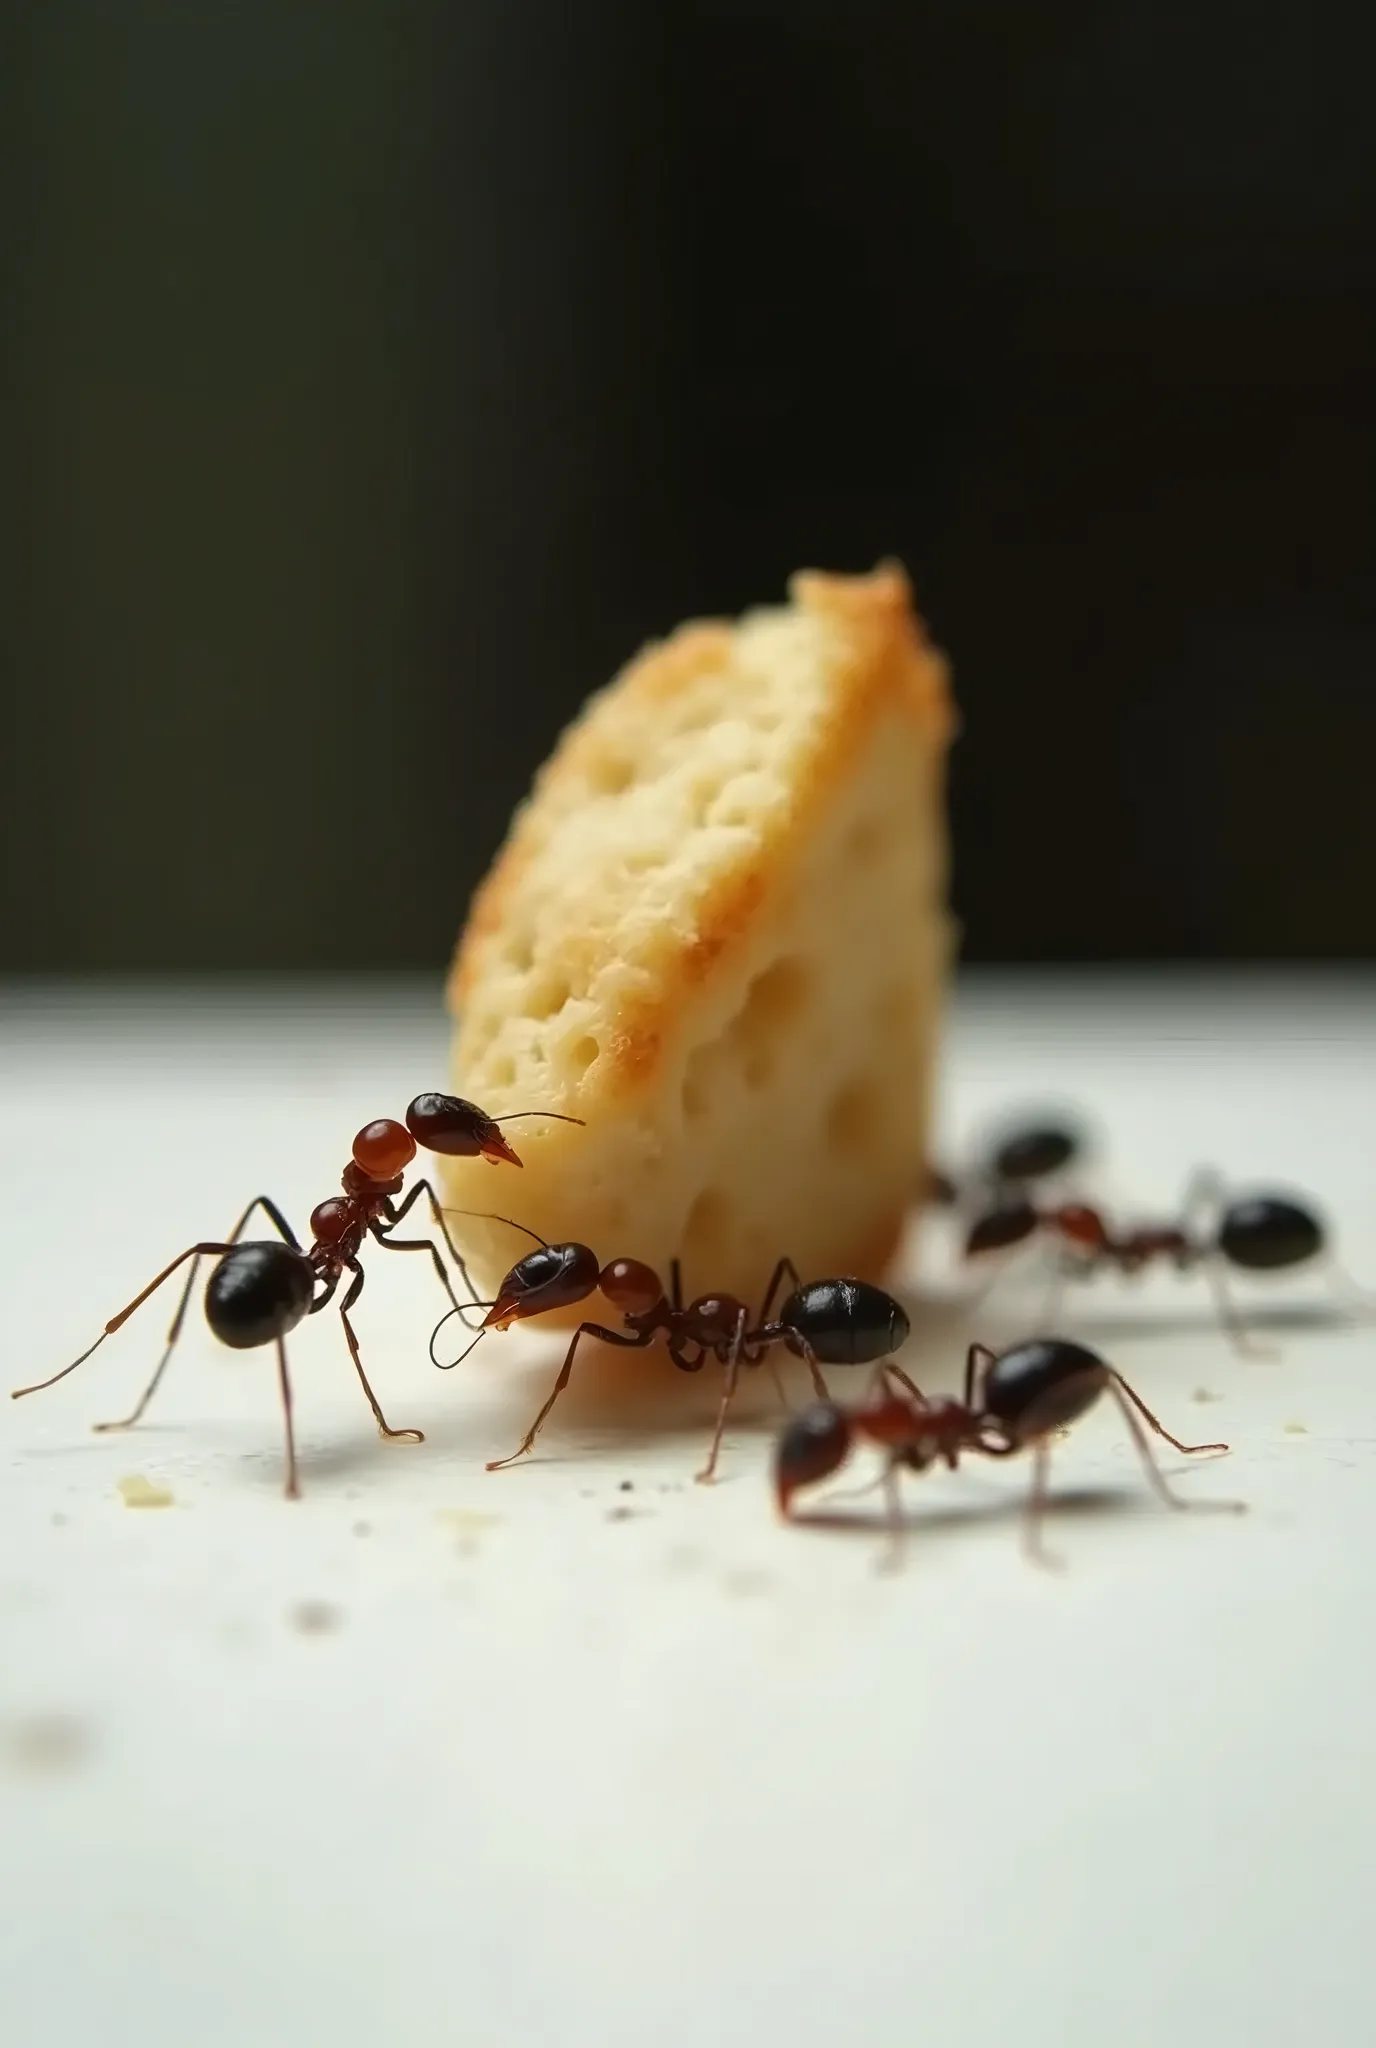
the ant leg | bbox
[878,1460,908,1574]
[91,1196,302,1433]
[1022,1439,1062,1571]
[487,1324,655,1470]
[670,1260,684,1313]
[369,1219,481,1330]
[1106,1376,1244,1521]
[1205,1260,1275,1360]
[784,1331,832,1403]
[275,1335,301,1500]
[12,1240,235,1406]
[695,1312,748,1486]
[1180,1166,1227,1230]
[756,1256,804,1325]
[378,1179,484,1319]
[962,1342,999,1409]
[338,1263,424,1443]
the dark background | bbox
[4,1,1375,970]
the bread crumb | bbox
[1191,1387,1223,1404]
[4,1713,91,1772]
[1283,1419,1308,1435]
[117,1474,174,1510]
[291,1600,342,1635]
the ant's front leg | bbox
[488,1323,656,1470]
[376,1179,484,1321]
[337,1263,424,1443]
[696,1311,749,1486]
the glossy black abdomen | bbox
[980,1338,1107,1442]
[780,1279,909,1364]
[205,1242,315,1350]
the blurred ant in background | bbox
[925,1110,1087,1210]
[960,1168,1366,1353]
[430,1212,911,1483]
[12,1094,579,1496]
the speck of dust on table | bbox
[2,972,1376,2048]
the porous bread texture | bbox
[442,563,954,1320]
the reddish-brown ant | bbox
[774,1336,1238,1566]
[960,1170,1359,1352]
[11,1094,580,1498]
[428,1215,911,1483]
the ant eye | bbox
[406,1093,521,1167]
[352,1119,417,1181]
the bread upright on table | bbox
[441,563,955,1324]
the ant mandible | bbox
[774,1335,1238,1567]
[961,1170,1338,1352]
[926,1113,1085,1209]
[428,1215,911,1484]
[11,1094,581,1498]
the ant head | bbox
[599,1259,665,1316]
[482,1242,601,1329]
[773,1401,853,1514]
[351,1119,418,1184]
[963,1197,1038,1259]
[406,1094,522,1168]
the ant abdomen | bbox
[204,1243,315,1351]
[979,1337,1107,1444]
[1218,1196,1324,1273]
[781,1279,910,1365]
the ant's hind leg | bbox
[696,1313,748,1486]
[12,1238,238,1416]
[1021,1439,1063,1571]
[275,1335,301,1500]
[339,1264,424,1444]
[1106,1372,1240,1517]
[95,1195,302,1434]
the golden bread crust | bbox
[441,563,953,1320]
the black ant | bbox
[10,1094,580,1497]
[774,1336,1238,1566]
[428,1216,911,1484]
[961,1170,1345,1352]
[927,1114,1084,1209]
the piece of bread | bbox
[441,563,955,1322]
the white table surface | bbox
[3,972,1375,2048]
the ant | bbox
[926,1114,1084,1209]
[774,1335,1238,1567]
[428,1214,911,1484]
[11,1094,580,1498]
[961,1170,1341,1352]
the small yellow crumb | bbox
[435,1508,501,1534]
[117,1475,174,1510]
[1283,1420,1309,1435]
[1191,1388,1222,1404]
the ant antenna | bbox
[442,1208,551,1249]
[489,1112,585,1129]
[430,1305,494,1371]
